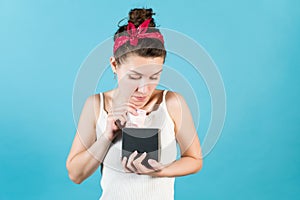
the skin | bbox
[66,54,203,184]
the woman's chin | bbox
[130,100,145,108]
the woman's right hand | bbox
[103,100,138,141]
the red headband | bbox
[113,18,164,53]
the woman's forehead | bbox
[120,56,163,74]
[124,64,162,74]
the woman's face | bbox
[110,54,164,107]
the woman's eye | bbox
[128,75,142,80]
[150,76,159,80]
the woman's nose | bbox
[137,80,148,93]
[137,84,147,93]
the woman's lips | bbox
[133,96,147,101]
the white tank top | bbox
[96,89,178,200]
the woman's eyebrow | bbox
[129,69,163,75]
[152,69,163,75]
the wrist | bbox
[157,167,167,177]
[103,131,115,142]
[87,133,112,162]
[150,166,167,177]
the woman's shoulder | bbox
[164,90,189,133]
[84,91,113,126]
[84,93,101,110]
[164,90,185,108]
[93,90,115,116]
[165,91,185,115]
[84,93,101,123]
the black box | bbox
[122,127,161,169]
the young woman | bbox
[66,8,203,200]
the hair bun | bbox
[128,8,156,27]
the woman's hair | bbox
[113,8,167,65]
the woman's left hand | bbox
[121,151,164,177]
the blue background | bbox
[1,0,299,199]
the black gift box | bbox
[122,127,161,169]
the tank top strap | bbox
[99,92,103,109]
[162,89,168,108]
[99,92,105,116]
[162,89,176,127]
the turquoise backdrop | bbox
[0,0,299,199]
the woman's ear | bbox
[110,56,117,73]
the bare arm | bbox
[65,95,111,184]
[157,91,203,177]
